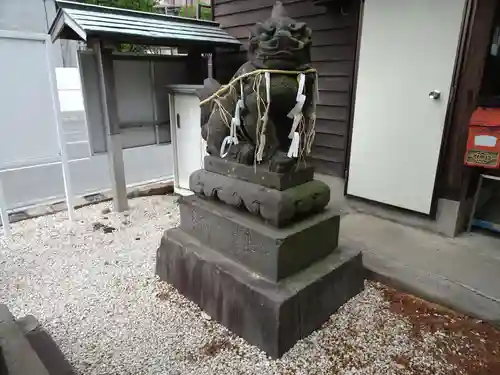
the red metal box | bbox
[464,107,500,168]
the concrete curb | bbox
[3,181,174,225]
[363,252,500,328]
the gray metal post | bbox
[207,53,214,79]
[0,175,11,237]
[467,174,484,232]
[93,41,129,212]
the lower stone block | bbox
[156,228,364,358]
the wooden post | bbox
[187,49,204,84]
[196,3,202,19]
[93,41,128,212]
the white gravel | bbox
[0,196,461,375]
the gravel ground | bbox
[0,196,498,375]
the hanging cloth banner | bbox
[287,131,300,158]
[220,81,245,158]
[287,74,306,120]
[287,73,306,158]
[256,72,271,162]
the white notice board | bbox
[0,32,60,170]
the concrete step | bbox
[0,305,49,375]
[0,305,74,375]
[16,316,74,375]
[339,213,500,327]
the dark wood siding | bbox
[213,0,360,177]
[437,0,496,201]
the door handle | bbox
[429,90,441,100]
[176,113,180,129]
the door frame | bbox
[343,0,364,192]
[431,0,475,204]
[343,0,474,217]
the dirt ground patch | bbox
[376,282,500,375]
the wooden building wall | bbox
[437,0,497,202]
[213,0,360,177]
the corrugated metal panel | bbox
[50,0,241,49]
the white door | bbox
[347,0,466,214]
[173,92,203,193]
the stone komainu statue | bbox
[197,1,318,173]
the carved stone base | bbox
[180,196,340,280]
[189,169,330,227]
[204,155,314,190]
[156,228,364,358]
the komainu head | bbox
[248,1,312,71]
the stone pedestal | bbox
[156,157,364,358]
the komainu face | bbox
[248,3,312,70]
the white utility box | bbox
[168,85,206,196]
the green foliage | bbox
[80,0,156,52]
[80,0,213,20]
[81,0,156,12]
[178,4,213,21]
[79,0,213,53]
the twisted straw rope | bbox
[203,68,319,164]
[199,68,317,106]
